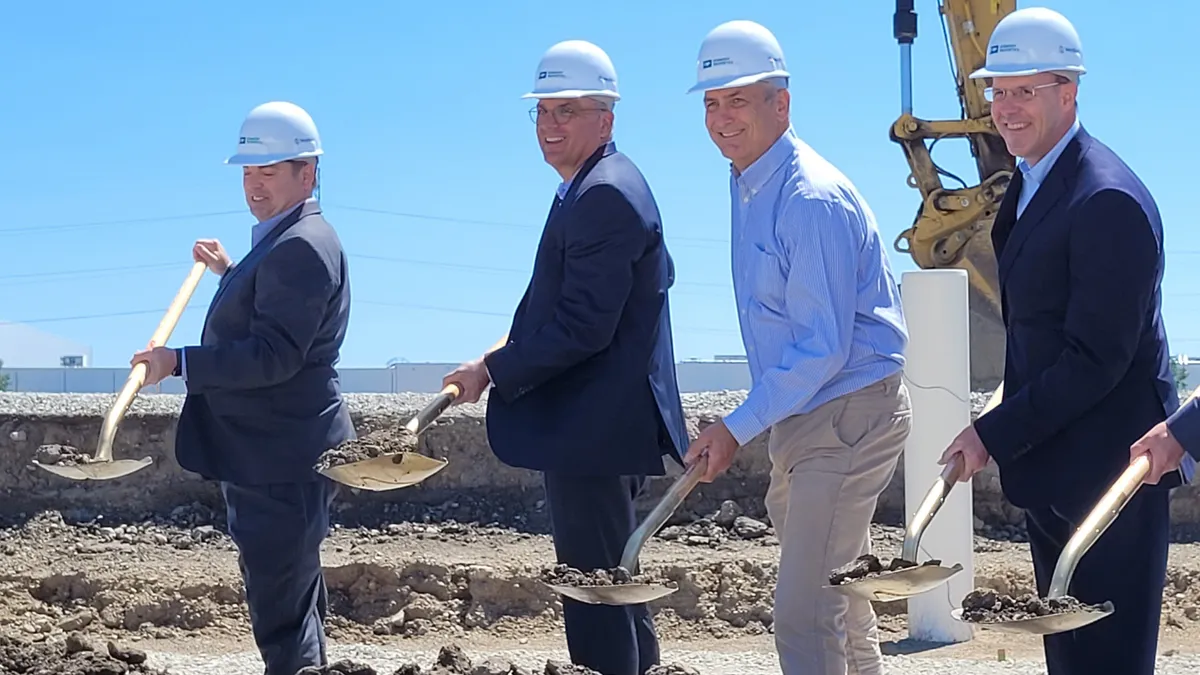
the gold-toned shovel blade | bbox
[32,457,154,481]
[316,452,447,491]
[545,582,678,606]
[825,563,964,602]
[950,601,1114,635]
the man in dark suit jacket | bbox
[443,41,688,675]
[132,101,353,675]
[937,9,1193,675]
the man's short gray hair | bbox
[587,95,616,111]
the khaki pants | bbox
[765,374,911,675]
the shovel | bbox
[32,261,208,481]
[315,335,509,491]
[314,383,456,490]
[543,454,708,606]
[824,384,1006,601]
[950,384,1199,635]
[825,455,966,602]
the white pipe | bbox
[899,269,975,643]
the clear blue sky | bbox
[1,1,1196,368]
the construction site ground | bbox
[2,503,1200,674]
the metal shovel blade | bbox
[826,457,964,602]
[830,562,965,603]
[543,455,708,606]
[33,261,206,482]
[317,452,447,491]
[950,602,1114,635]
[546,581,678,606]
[954,446,1162,636]
[31,457,154,481]
[315,383,458,490]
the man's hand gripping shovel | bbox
[32,261,208,481]
[824,385,1004,602]
[950,384,1200,636]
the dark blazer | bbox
[483,142,689,477]
[1167,397,1200,462]
[973,126,1195,508]
[175,199,355,485]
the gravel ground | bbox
[138,643,1200,675]
[0,391,755,419]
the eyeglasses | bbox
[983,81,1063,103]
[529,104,607,124]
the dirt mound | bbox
[538,565,649,587]
[315,427,422,472]
[827,554,941,585]
[0,632,165,674]
[32,444,97,467]
[958,588,1106,623]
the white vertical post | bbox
[899,269,975,643]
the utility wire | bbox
[0,301,740,335]
[0,210,244,235]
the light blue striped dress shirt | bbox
[1016,117,1080,217]
[722,126,909,446]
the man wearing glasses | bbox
[442,40,688,675]
[937,8,1189,675]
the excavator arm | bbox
[890,0,1016,388]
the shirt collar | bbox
[733,125,797,195]
[554,141,615,200]
[1018,117,1081,186]
[252,197,311,246]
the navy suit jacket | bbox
[483,142,689,477]
[973,126,1195,508]
[1167,397,1200,462]
[175,200,355,485]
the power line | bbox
[326,203,729,245]
[0,300,739,335]
[0,210,244,235]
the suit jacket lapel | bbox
[996,132,1086,281]
[204,201,312,324]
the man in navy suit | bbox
[937,9,1193,675]
[132,101,353,675]
[443,40,688,675]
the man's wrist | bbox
[172,348,183,378]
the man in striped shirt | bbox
[683,21,911,675]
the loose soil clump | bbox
[0,632,165,675]
[828,554,942,585]
[33,444,98,467]
[539,564,650,587]
[959,588,1108,623]
[315,427,421,471]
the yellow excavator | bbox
[890,0,1015,389]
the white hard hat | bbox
[969,7,1085,80]
[688,20,790,94]
[522,40,620,101]
[226,101,324,166]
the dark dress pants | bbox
[543,472,660,675]
[1026,484,1169,675]
[221,478,339,675]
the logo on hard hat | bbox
[702,57,734,69]
[990,43,1019,55]
[239,136,262,145]
[539,70,567,80]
